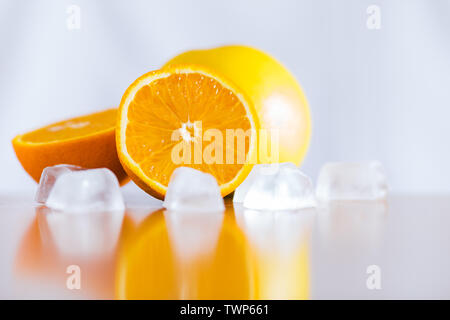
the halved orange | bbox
[117,65,259,199]
[12,108,128,184]
[164,45,312,166]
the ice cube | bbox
[35,164,82,203]
[233,163,297,203]
[45,168,125,213]
[316,161,387,201]
[163,167,225,213]
[235,163,315,210]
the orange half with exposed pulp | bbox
[12,108,128,184]
[117,65,259,199]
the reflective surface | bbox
[2,193,450,299]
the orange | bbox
[164,45,312,165]
[117,65,259,199]
[12,108,128,184]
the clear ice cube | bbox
[234,163,316,210]
[45,168,125,213]
[163,167,225,213]
[35,164,82,203]
[233,163,297,203]
[315,161,387,201]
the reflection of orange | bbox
[249,243,310,300]
[116,66,259,199]
[12,108,128,184]
[15,217,48,272]
[180,212,252,299]
[234,207,313,299]
[116,210,178,299]
[116,209,253,299]
[15,207,132,299]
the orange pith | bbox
[117,66,258,199]
[12,108,128,184]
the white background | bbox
[0,0,449,194]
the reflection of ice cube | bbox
[163,167,224,213]
[234,205,314,299]
[164,211,224,261]
[234,163,315,210]
[45,168,125,213]
[234,204,315,254]
[37,207,124,259]
[317,200,387,249]
[35,165,82,203]
[316,162,387,201]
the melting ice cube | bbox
[45,168,125,213]
[234,163,297,203]
[163,167,225,213]
[35,164,82,203]
[315,161,387,201]
[234,163,316,210]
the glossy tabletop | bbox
[1,192,449,299]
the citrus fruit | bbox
[116,65,259,199]
[164,45,311,165]
[12,108,128,184]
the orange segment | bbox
[117,66,259,199]
[12,108,128,184]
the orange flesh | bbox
[125,72,252,187]
[21,109,117,143]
